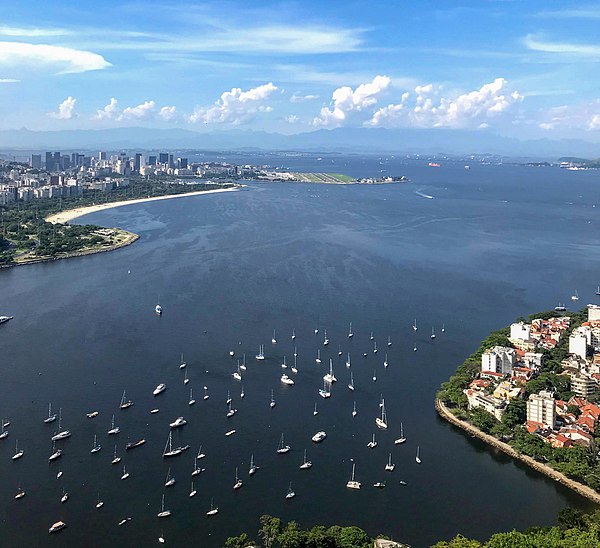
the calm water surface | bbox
[1,158,599,547]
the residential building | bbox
[569,326,591,360]
[570,372,597,398]
[527,391,556,428]
[481,346,516,375]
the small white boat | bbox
[348,322,353,338]
[281,373,294,385]
[226,402,237,418]
[373,482,386,489]
[119,390,133,410]
[90,434,101,454]
[394,422,407,445]
[352,401,357,417]
[270,389,276,408]
[370,331,374,341]
[293,346,298,358]
[44,403,57,424]
[346,462,361,490]
[151,408,160,414]
[571,290,579,301]
[233,467,243,490]
[157,493,171,518]
[169,416,187,428]
[197,445,206,459]
[413,344,417,352]
[291,355,298,374]
[554,303,566,312]
[313,402,318,416]
[387,336,392,347]
[179,353,187,369]
[203,386,209,400]
[189,481,197,498]
[225,429,236,436]
[229,350,235,357]
[12,439,24,460]
[416,445,421,464]
[318,380,331,399]
[232,364,242,381]
[86,411,99,418]
[155,304,162,316]
[56,471,63,479]
[192,456,206,476]
[206,499,218,516]
[315,349,322,364]
[15,488,25,499]
[311,431,326,443]
[48,440,62,462]
[272,329,277,344]
[285,482,296,499]
[153,383,166,396]
[240,354,247,371]
[323,330,329,346]
[338,345,343,357]
[51,408,71,441]
[96,494,104,509]
[281,355,288,369]
[383,353,388,368]
[256,344,265,360]
[384,452,395,472]
[60,488,68,503]
[300,448,312,469]
[240,384,245,399]
[277,433,290,454]
[189,388,196,406]
[376,399,388,430]
[441,323,445,333]
[112,445,121,464]
[121,465,129,480]
[0,421,8,439]
[431,327,436,340]
[413,319,417,331]
[183,368,189,385]
[49,521,66,534]
[345,352,351,368]
[372,368,377,382]
[164,467,175,487]
[118,518,132,526]
[373,341,378,354]
[314,328,319,334]
[163,432,182,458]
[367,433,377,449]
[249,454,259,476]
[292,329,296,340]
[348,372,355,391]
[323,359,336,383]
[108,414,120,435]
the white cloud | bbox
[190,82,278,125]
[94,98,118,120]
[118,100,156,121]
[286,114,300,124]
[368,78,522,129]
[589,114,600,130]
[48,96,77,119]
[0,41,110,74]
[0,26,70,37]
[0,78,19,83]
[536,102,600,132]
[290,93,319,103]
[523,34,600,56]
[159,106,177,120]
[313,75,391,128]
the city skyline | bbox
[0,1,599,141]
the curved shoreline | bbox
[435,398,600,504]
[45,186,239,224]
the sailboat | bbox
[313,402,318,416]
[192,455,205,476]
[119,390,133,410]
[60,487,68,503]
[197,445,206,459]
[164,467,175,487]
[352,401,357,417]
[285,482,296,499]
[240,384,245,399]
[14,488,25,500]
[292,328,296,340]
[291,355,298,374]
[348,322,353,338]
[413,343,417,352]
[431,327,436,340]
[276,433,291,454]
[373,368,377,382]
[256,344,265,360]
[394,422,407,444]
[189,388,196,406]
[370,331,374,340]
[163,431,182,458]
[179,353,187,369]
[299,449,312,469]
[272,329,277,344]
[96,493,104,508]
[323,359,336,383]
[348,372,355,391]
[416,446,421,464]
[596,285,600,296]
[249,454,259,476]
[44,403,57,424]
[318,380,331,398]
[293,346,298,358]
[376,398,388,429]
[314,328,319,334]
[346,462,361,489]
[413,319,417,331]
[48,440,62,461]
[387,336,392,347]
[441,323,445,333]
[183,368,189,385]
[90,434,101,453]
[51,408,71,441]
[367,433,377,449]
[206,498,218,516]
[233,467,243,490]
[240,354,247,370]
[157,493,171,518]
[189,481,197,497]
[338,345,343,357]
[108,414,120,435]
[383,353,388,368]
[121,465,129,480]
[281,355,287,369]
[226,401,237,417]
[571,290,579,301]
[12,439,23,460]
[323,330,329,346]
[385,452,395,472]
[203,386,209,400]
[373,340,378,354]
[346,352,351,368]
[270,389,276,408]
[315,349,322,364]
[112,444,121,464]
[232,363,242,381]
[155,303,162,316]
[0,421,7,439]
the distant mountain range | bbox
[0,126,598,158]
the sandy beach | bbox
[45,186,240,224]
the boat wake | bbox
[415,191,434,199]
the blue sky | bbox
[1,0,599,140]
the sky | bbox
[0,0,599,140]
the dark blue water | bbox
[1,159,599,547]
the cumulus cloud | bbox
[367,78,522,129]
[159,106,177,120]
[286,114,300,124]
[536,101,600,132]
[189,82,278,125]
[93,97,118,120]
[589,114,600,130]
[0,78,19,83]
[118,100,156,121]
[313,75,391,127]
[0,41,110,74]
[48,96,77,119]
[290,93,319,103]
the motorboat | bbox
[311,431,326,443]
[153,383,166,396]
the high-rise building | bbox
[30,154,41,169]
[526,391,555,428]
[158,152,169,164]
[134,153,142,172]
[99,151,107,161]
[60,155,70,170]
[148,155,157,166]
[45,152,54,171]
[168,154,174,168]
[177,157,188,169]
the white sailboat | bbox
[119,390,133,410]
[291,355,298,374]
[60,487,68,503]
[270,389,276,408]
[416,446,421,464]
[394,422,407,444]
[376,398,388,429]
[256,344,265,360]
[0,421,7,439]
[240,384,245,399]
[153,383,166,396]
[352,401,357,417]
[192,455,205,476]
[346,352,351,368]
[51,408,71,441]
[348,322,353,338]
[44,403,57,424]
[367,433,377,449]
[338,344,343,357]
[318,380,331,398]
[276,433,290,454]
[281,355,287,369]
[441,323,445,333]
[249,454,259,476]
[233,363,242,381]
[179,353,187,369]
[112,444,121,464]
[285,482,296,499]
[206,498,218,516]
[315,349,322,364]
[189,481,197,498]
[183,368,189,385]
[197,445,206,459]
[431,326,436,340]
[385,452,395,472]
[387,336,392,347]
[96,493,104,508]
[413,319,417,331]
[314,328,319,334]
[292,328,296,340]
[373,340,378,354]
[121,465,129,480]
[346,462,361,489]
[372,368,377,382]
[48,440,62,461]
[233,467,243,490]
[572,290,579,301]
[348,372,355,391]
[189,388,196,406]
[413,343,417,352]
[165,467,175,487]
[323,359,336,383]
[108,414,120,435]
[370,331,374,340]
[323,330,329,346]
[313,402,318,416]
[300,448,312,469]
[90,434,101,453]
[203,386,210,400]
[163,431,182,458]
[12,439,24,460]
[272,329,277,344]
[240,354,247,371]
[157,493,171,518]
[226,401,237,417]
[293,346,298,358]
[383,353,388,368]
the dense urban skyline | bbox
[0,1,599,141]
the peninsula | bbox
[437,304,600,502]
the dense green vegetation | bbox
[224,515,376,548]
[0,179,235,265]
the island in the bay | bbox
[438,303,600,501]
